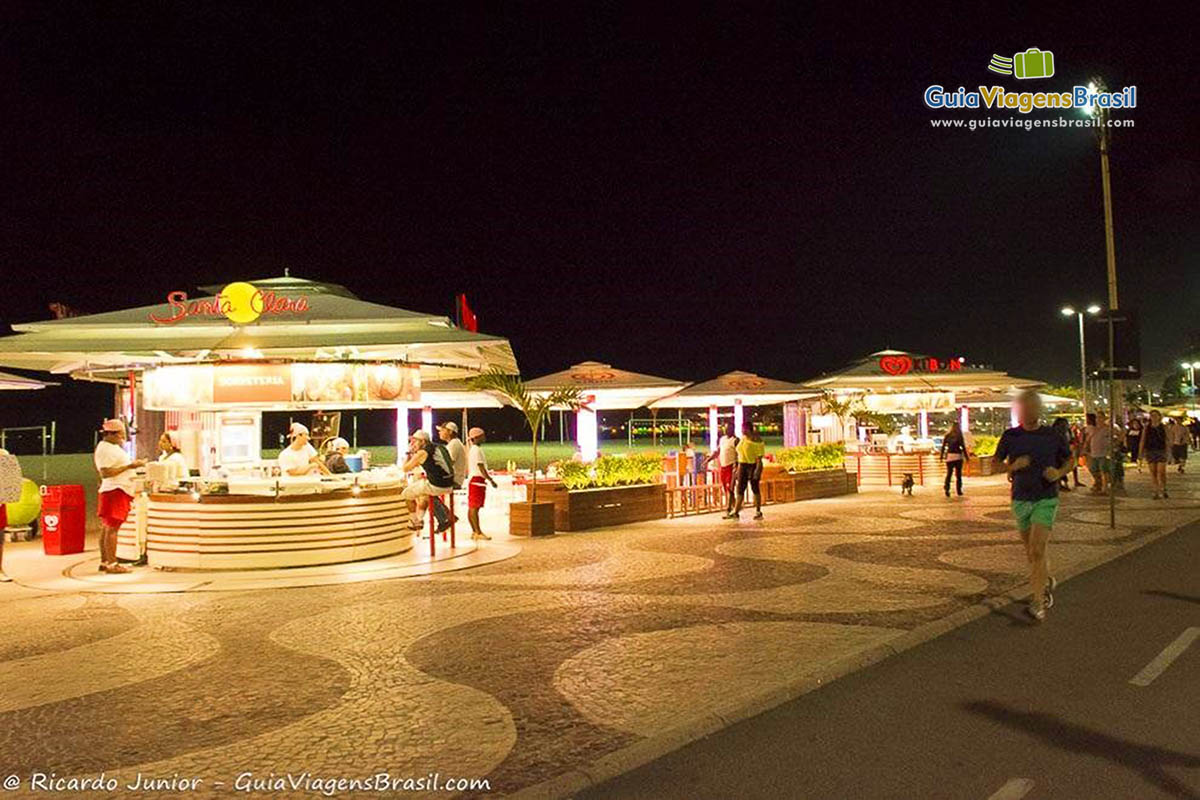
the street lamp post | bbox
[1083,78,1124,515]
[1061,304,1101,415]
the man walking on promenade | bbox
[705,423,739,499]
[994,391,1074,622]
[725,425,765,520]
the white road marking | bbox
[987,777,1034,800]
[1129,627,1200,687]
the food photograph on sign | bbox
[142,365,215,409]
[291,363,419,405]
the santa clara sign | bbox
[149,282,309,325]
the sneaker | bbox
[753,511,764,520]
[0,573,12,583]
[723,512,738,520]
[1025,604,1046,622]
[1044,576,1056,609]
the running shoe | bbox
[1025,604,1046,622]
[722,512,738,520]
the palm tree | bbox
[468,370,584,502]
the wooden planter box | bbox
[964,455,996,477]
[509,501,556,537]
[541,482,667,531]
[789,467,858,500]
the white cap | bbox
[437,420,459,434]
[328,437,350,452]
[410,429,431,441]
[289,422,309,438]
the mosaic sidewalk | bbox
[0,472,1196,798]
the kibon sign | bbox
[876,355,965,376]
[149,282,309,325]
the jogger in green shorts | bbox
[994,391,1075,622]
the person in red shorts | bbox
[465,427,498,540]
[93,419,144,574]
[705,423,740,496]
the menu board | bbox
[143,363,420,410]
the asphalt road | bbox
[581,521,1200,800]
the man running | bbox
[994,390,1073,622]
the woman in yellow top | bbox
[724,427,765,520]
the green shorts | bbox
[1011,498,1060,532]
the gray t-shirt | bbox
[1086,425,1111,458]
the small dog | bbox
[900,473,915,496]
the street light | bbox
[1182,361,1200,396]
[1061,304,1101,414]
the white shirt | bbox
[717,435,738,467]
[95,440,136,496]
[158,450,189,482]
[445,438,467,485]
[467,443,488,479]
[1167,423,1190,446]
[277,442,318,474]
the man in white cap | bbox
[93,419,144,574]
[466,427,498,540]
[278,422,325,476]
[436,420,468,488]
[401,430,456,532]
[323,437,352,474]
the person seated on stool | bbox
[278,423,329,476]
[324,437,352,474]
[400,430,456,534]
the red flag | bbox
[48,302,82,319]
[457,294,478,332]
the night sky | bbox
[1,6,1196,445]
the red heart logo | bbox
[879,356,912,376]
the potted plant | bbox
[468,369,583,536]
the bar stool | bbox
[425,489,457,557]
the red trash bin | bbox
[41,485,86,555]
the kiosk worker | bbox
[94,419,144,574]
[278,423,326,475]
[324,437,352,474]
[157,430,189,485]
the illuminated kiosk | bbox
[524,361,687,462]
[0,277,517,569]
[649,371,820,451]
[801,350,1045,487]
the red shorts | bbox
[719,464,735,491]
[98,489,132,529]
[467,476,487,509]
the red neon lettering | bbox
[150,289,309,324]
[149,292,190,324]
